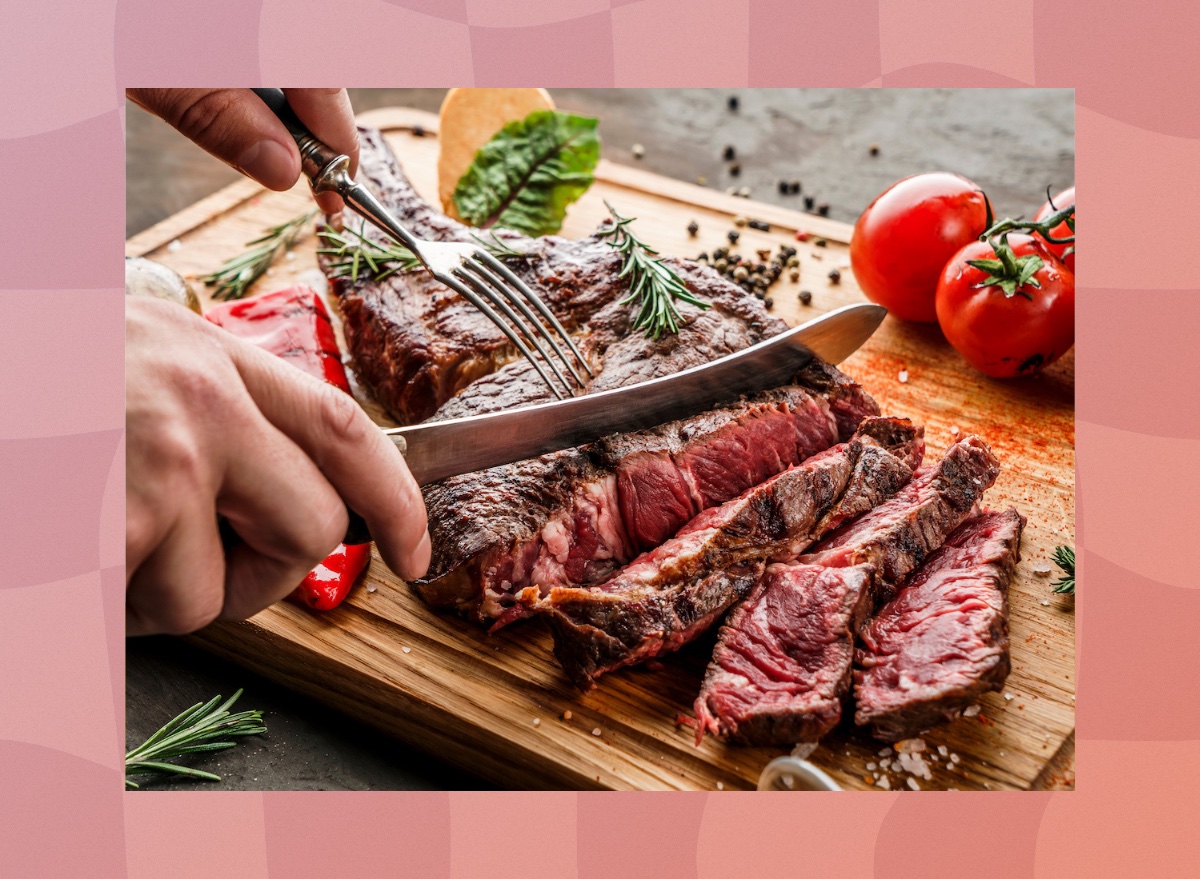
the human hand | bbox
[126,88,359,214]
[125,297,429,635]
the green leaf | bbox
[453,110,600,237]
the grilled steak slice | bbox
[693,563,875,746]
[529,417,924,689]
[418,363,880,622]
[854,509,1025,741]
[326,127,787,425]
[803,435,1001,605]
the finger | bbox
[216,403,348,615]
[223,338,431,580]
[284,88,359,214]
[127,88,301,192]
[126,502,225,636]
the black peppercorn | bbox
[828,268,841,284]
[817,203,830,217]
[687,220,699,237]
[756,248,771,261]
[713,247,728,259]
[696,252,709,262]
[723,145,736,160]
[729,162,741,177]
[411,124,427,138]
[748,219,771,232]
[814,238,827,247]
[728,95,739,111]
[869,143,880,156]
[803,195,815,210]
[727,230,740,244]
[799,290,813,305]
[778,180,789,195]
[764,297,774,309]
[790,180,801,194]
[789,269,800,282]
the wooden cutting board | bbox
[127,107,1076,791]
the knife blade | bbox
[387,302,885,486]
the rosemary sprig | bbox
[318,221,421,282]
[1052,545,1075,594]
[598,201,709,338]
[201,209,318,300]
[125,689,266,789]
[318,224,529,284]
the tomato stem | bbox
[979,203,1075,246]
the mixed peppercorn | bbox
[694,241,802,309]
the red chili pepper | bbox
[290,543,372,611]
[205,285,350,392]
[206,285,368,611]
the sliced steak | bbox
[854,508,1025,741]
[418,363,880,622]
[326,127,787,425]
[528,417,924,689]
[694,563,875,746]
[804,435,1001,605]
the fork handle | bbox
[251,88,346,183]
[251,88,424,257]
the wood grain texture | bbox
[129,107,1076,791]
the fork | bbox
[251,88,592,399]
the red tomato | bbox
[1035,185,1075,272]
[851,173,991,322]
[935,234,1075,378]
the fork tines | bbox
[440,250,592,399]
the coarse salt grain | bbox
[792,742,818,759]
[876,776,891,790]
[1041,599,1051,606]
[401,646,412,654]
[895,738,926,753]
[285,251,297,261]
[898,369,909,383]
[878,748,891,757]
[907,777,920,791]
[937,745,949,757]
[167,239,183,252]
[366,583,377,593]
[716,782,724,790]
[532,718,541,727]
[1032,560,1053,575]
[591,727,602,737]
[866,762,877,771]
[963,704,981,717]
[950,753,961,764]
[950,425,961,436]
[1004,693,1014,701]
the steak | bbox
[528,417,924,689]
[803,435,1002,605]
[419,362,880,622]
[854,509,1025,741]
[693,563,875,746]
[326,126,787,425]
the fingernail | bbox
[236,139,296,190]
[406,530,432,581]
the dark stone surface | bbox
[125,88,1073,790]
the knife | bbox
[342,302,884,543]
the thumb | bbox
[128,88,302,192]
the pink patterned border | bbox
[3,0,1197,873]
